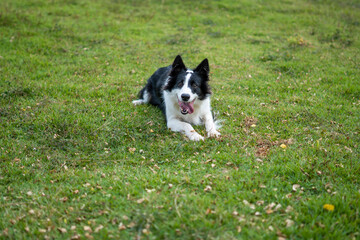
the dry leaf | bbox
[118,223,126,230]
[232,211,239,216]
[127,222,136,228]
[58,228,67,234]
[137,198,146,204]
[83,226,92,232]
[285,206,293,213]
[71,234,81,240]
[94,225,103,233]
[84,233,93,240]
[292,184,300,192]
[27,191,33,196]
[204,185,212,192]
[275,204,282,211]
[285,219,294,227]
[323,204,335,211]
[237,226,242,233]
[266,209,274,214]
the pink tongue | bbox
[178,100,194,114]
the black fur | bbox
[137,55,211,114]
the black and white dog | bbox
[133,55,220,141]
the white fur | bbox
[163,90,220,141]
[176,72,196,102]
[132,90,149,105]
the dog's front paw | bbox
[207,130,221,138]
[188,132,204,141]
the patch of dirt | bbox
[255,138,295,157]
[243,116,258,128]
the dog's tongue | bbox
[178,100,195,114]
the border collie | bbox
[132,55,220,141]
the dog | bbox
[132,55,220,141]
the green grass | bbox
[1,0,359,239]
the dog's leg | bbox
[167,118,204,141]
[203,113,221,138]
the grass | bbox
[0,0,359,239]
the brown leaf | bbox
[57,228,67,234]
[292,184,300,192]
[94,225,103,233]
[118,222,126,230]
[204,185,212,192]
[83,226,92,232]
[285,219,294,227]
[137,198,146,204]
[285,206,293,213]
[127,222,136,228]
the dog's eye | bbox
[178,82,184,87]
[192,83,198,88]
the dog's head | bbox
[164,55,212,115]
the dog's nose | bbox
[181,94,190,102]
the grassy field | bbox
[1,0,359,239]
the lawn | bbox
[0,0,359,239]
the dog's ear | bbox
[170,55,186,76]
[194,58,209,78]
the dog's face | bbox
[164,55,211,115]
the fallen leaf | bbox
[94,225,103,233]
[127,222,136,228]
[83,226,92,232]
[280,144,287,149]
[266,209,273,214]
[285,219,294,227]
[118,223,126,230]
[323,204,335,211]
[292,184,300,192]
[237,226,242,233]
[285,206,293,213]
[27,191,33,196]
[275,204,282,211]
[84,233,93,239]
[204,185,212,192]
[58,228,67,234]
[136,198,146,204]
[71,234,81,240]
